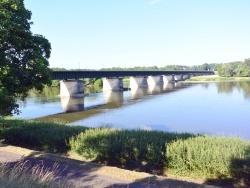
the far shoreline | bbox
[185,74,250,83]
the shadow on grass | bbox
[205,146,250,188]
[1,151,217,188]
[103,175,216,188]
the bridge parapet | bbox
[52,70,214,80]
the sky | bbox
[24,0,250,70]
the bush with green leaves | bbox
[1,120,87,152]
[94,79,103,86]
[0,88,19,116]
[69,128,194,173]
[166,135,250,185]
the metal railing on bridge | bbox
[51,70,214,80]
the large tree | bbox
[0,0,51,116]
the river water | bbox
[15,81,250,140]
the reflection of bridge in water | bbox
[36,82,193,124]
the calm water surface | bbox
[16,81,250,140]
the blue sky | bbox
[24,0,250,70]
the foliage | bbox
[0,88,19,116]
[94,78,103,86]
[83,78,96,85]
[27,86,60,100]
[51,80,60,87]
[50,67,67,71]
[1,119,250,185]
[217,60,250,77]
[100,64,216,71]
[0,119,87,152]
[230,150,250,186]
[0,0,51,116]
[69,128,194,173]
[0,160,70,188]
[165,135,250,185]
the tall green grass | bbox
[166,135,250,185]
[69,128,250,185]
[69,128,194,172]
[0,119,87,152]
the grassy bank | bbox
[186,75,250,82]
[0,119,249,186]
[0,119,87,152]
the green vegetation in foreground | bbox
[166,136,250,185]
[0,119,87,152]
[0,160,70,188]
[0,119,250,186]
[187,75,250,82]
[69,128,193,172]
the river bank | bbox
[0,119,249,187]
[186,75,250,82]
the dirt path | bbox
[0,145,219,188]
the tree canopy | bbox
[0,0,51,116]
[216,59,250,77]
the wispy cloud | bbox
[148,0,163,5]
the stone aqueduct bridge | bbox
[52,70,214,97]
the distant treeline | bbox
[51,63,216,71]
[216,58,250,77]
[100,63,215,71]
[51,58,250,77]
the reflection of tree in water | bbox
[201,83,209,89]
[84,85,102,93]
[216,82,235,94]
[216,81,250,99]
[237,82,250,99]
[28,86,60,103]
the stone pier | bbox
[59,80,84,97]
[163,82,175,90]
[174,74,183,81]
[163,75,174,83]
[182,74,190,80]
[129,76,147,88]
[102,77,123,91]
[147,76,163,86]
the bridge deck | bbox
[52,70,214,80]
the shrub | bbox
[1,120,87,152]
[94,79,103,86]
[165,135,250,184]
[69,128,194,173]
